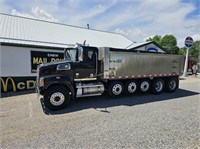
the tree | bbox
[179,40,200,59]
[146,35,161,45]
[178,47,186,55]
[160,35,178,54]
[172,46,180,54]
[146,34,179,54]
[189,40,200,58]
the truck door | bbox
[74,48,97,80]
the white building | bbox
[0,13,165,93]
[0,13,134,93]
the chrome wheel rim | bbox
[128,82,137,93]
[140,81,149,92]
[50,92,65,106]
[155,81,163,92]
[112,84,122,95]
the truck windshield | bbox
[65,48,77,62]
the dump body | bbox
[98,47,184,79]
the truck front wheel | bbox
[43,86,71,111]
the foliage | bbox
[189,40,200,58]
[146,34,178,54]
[178,40,200,58]
[160,35,177,54]
[146,35,199,57]
[178,47,186,55]
[146,35,161,45]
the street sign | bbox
[183,36,193,77]
[185,36,193,48]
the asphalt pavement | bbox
[0,76,200,149]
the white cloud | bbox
[11,7,58,22]
[0,0,199,48]
[32,7,58,22]
[55,0,118,28]
[11,9,35,19]
[184,24,200,33]
[109,0,199,47]
[115,27,148,43]
[115,28,129,36]
[192,34,200,42]
[143,35,155,42]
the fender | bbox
[41,75,75,98]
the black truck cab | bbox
[36,44,103,110]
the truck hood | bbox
[39,60,66,67]
[38,60,73,77]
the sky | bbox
[0,0,200,47]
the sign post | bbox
[183,36,193,77]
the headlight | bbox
[39,77,44,87]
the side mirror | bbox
[78,47,83,62]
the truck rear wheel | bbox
[43,86,71,111]
[108,81,124,97]
[151,78,164,94]
[139,79,150,92]
[165,77,178,92]
[125,80,137,94]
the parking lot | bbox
[0,76,200,149]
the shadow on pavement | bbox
[1,90,35,98]
[41,88,199,115]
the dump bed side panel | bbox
[100,49,184,79]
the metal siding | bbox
[0,15,5,37]
[8,16,12,40]
[0,14,133,49]
[13,16,17,39]
[3,15,9,39]
[104,50,184,78]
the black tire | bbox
[151,78,165,94]
[165,77,178,92]
[125,80,137,94]
[139,79,150,93]
[108,81,124,97]
[43,86,71,111]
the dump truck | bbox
[36,44,184,110]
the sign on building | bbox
[31,51,64,73]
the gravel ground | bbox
[0,76,200,149]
